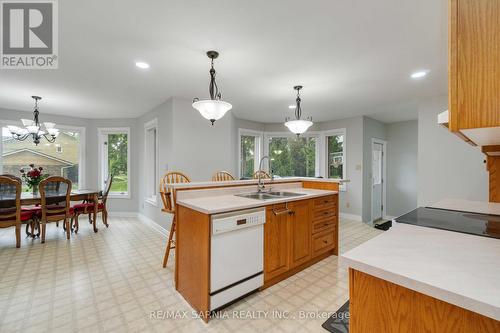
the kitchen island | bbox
[167,178,341,322]
[341,201,500,332]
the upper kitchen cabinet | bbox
[447,0,500,149]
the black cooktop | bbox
[395,207,500,239]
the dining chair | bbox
[2,174,43,237]
[160,171,191,268]
[212,171,235,181]
[72,174,113,232]
[39,176,73,243]
[253,170,271,179]
[0,176,33,248]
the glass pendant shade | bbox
[284,119,313,135]
[192,99,232,124]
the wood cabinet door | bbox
[289,200,312,268]
[264,205,290,281]
[450,0,500,131]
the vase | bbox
[32,187,38,195]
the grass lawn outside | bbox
[111,175,128,193]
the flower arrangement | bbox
[20,164,47,194]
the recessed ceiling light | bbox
[411,70,429,79]
[135,61,150,69]
[288,105,296,109]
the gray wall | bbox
[386,120,418,217]
[417,96,488,206]
[362,117,387,222]
[136,98,237,230]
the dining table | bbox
[17,189,102,234]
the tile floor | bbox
[0,216,382,333]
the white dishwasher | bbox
[210,208,266,311]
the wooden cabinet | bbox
[289,200,312,268]
[449,0,500,133]
[264,203,290,281]
[449,0,500,202]
[264,195,338,287]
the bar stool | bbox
[212,171,235,181]
[160,171,191,268]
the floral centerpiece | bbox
[20,164,47,194]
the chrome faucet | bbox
[257,155,273,192]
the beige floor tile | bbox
[0,216,381,332]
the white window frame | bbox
[321,128,347,191]
[0,120,86,189]
[263,131,321,177]
[238,128,263,179]
[98,127,131,199]
[144,118,159,206]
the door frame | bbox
[371,138,387,223]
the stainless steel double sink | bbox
[235,191,306,201]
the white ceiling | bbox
[0,0,447,123]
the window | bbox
[1,125,85,190]
[144,119,158,206]
[324,129,346,190]
[238,129,262,179]
[266,135,318,177]
[98,128,130,198]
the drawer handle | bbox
[273,203,291,216]
[323,223,329,226]
[324,212,329,215]
[323,240,328,244]
[324,200,329,204]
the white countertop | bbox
[429,198,500,216]
[176,187,338,214]
[166,177,347,189]
[341,222,500,321]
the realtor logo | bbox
[1,0,58,69]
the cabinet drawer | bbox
[313,196,336,209]
[312,207,336,221]
[312,218,336,234]
[312,229,335,256]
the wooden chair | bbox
[253,170,271,179]
[212,171,235,181]
[160,171,191,268]
[72,174,113,232]
[39,176,73,243]
[3,174,43,237]
[0,176,33,248]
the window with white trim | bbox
[265,134,319,177]
[98,128,130,198]
[238,129,263,179]
[0,124,85,190]
[324,129,346,191]
[144,119,158,206]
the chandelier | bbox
[284,85,313,135]
[192,51,232,125]
[7,96,59,145]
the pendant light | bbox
[7,96,59,145]
[284,85,313,135]
[192,51,232,125]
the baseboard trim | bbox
[108,211,139,218]
[137,213,169,237]
[340,213,362,222]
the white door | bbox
[371,142,384,221]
